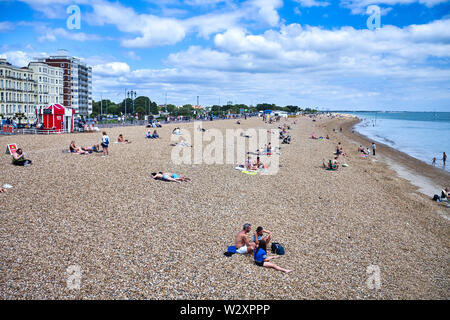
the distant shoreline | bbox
[338,117,450,196]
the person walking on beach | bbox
[101,131,110,157]
[443,152,447,166]
[372,142,376,156]
[235,223,256,254]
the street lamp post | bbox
[127,90,137,124]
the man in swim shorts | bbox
[235,223,256,254]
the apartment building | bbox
[28,61,64,116]
[0,58,35,120]
[45,54,92,117]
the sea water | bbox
[341,112,450,172]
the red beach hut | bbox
[40,104,75,132]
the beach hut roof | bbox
[45,104,65,114]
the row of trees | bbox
[91,96,318,119]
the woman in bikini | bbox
[70,141,88,154]
[151,172,191,183]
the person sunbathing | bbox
[172,128,181,135]
[12,148,32,166]
[118,134,131,143]
[82,144,101,153]
[151,172,191,183]
[441,188,449,201]
[0,187,7,193]
[253,240,292,273]
[70,141,89,154]
[311,133,318,139]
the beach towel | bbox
[235,166,245,171]
[342,164,349,167]
[224,246,236,257]
[242,170,257,175]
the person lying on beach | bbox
[326,135,330,139]
[253,240,292,273]
[235,223,256,254]
[0,187,7,193]
[82,144,102,153]
[441,188,449,201]
[12,148,32,166]
[253,227,272,247]
[311,133,318,139]
[70,141,89,154]
[172,128,181,135]
[118,134,131,143]
[151,172,191,183]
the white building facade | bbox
[0,58,35,121]
[28,61,64,117]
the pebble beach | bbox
[0,116,448,299]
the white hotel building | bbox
[0,53,92,121]
[28,61,64,116]
[0,58,35,120]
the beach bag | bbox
[224,246,236,257]
[271,243,285,255]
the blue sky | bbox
[1,0,450,110]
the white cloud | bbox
[0,21,15,32]
[0,50,48,67]
[294,0,330,7]
[340,0,450,14]
[37,28,103,42]
[89,1,186,48]
[93,62,131,76]
[250,0,283,27]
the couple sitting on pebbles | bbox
[234,223,293,274]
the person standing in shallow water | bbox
[443,152,447,166]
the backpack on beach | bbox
[271,243,285,255]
